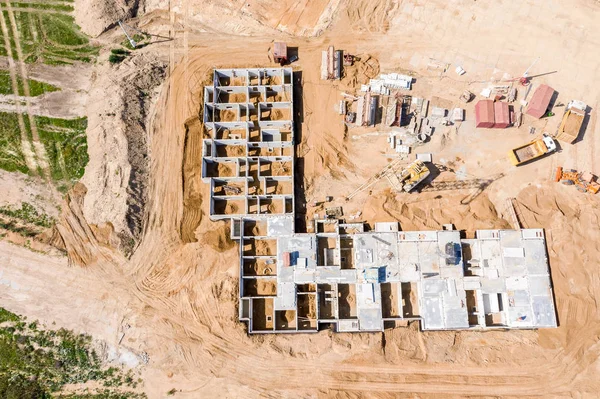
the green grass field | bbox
[0,70,60,96]
[0,2,96,200]
[0,5,100,66]
[36,115,89,191]
[0,112,28,173]
[0,112,89,190]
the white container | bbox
[452,108,465,121]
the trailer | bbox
[556,100,586,144]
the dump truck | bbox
[554,167,599,194]
[390,160,431,192]
[556,100,586,144]
[508,134,557,166]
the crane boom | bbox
[118,21,137,48]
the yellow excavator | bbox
[388,160,431,192]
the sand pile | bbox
[75,0,140,37]
[180,117,204,243]
[81,54,166,256]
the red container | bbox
[526,84,555,119]
[475,100,495,128]
[494,101,510,128]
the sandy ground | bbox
[2,0,600,398]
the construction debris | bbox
[338,100,347,115]
[343,53,356,66]
[508,87,517,102]
[325,206,343,218]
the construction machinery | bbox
[387,160,431,192]
[343,53,357,66]
[508,134,557,166]
[345,158,404,200]
[518,57,539,86]
[345,158,431,201]
[118,21,137,48]
[554,167,599,194]
[555,100,587,144]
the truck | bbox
[508,134,557,166]
[555,100,586,144]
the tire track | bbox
[0,4,37,173]
[4,0,55,188]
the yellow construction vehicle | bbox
[389,160,431,192]
[508,134,557,166]
[556,100,586,144]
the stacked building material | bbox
[366,73,412,94]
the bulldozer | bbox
[554,166,599,194]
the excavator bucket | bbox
[554,166,563,182]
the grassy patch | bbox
[29,75,60,96]
[12,2,75,12]
[41,14,88,46]
[0,308,19,323]
[109,48,131,65]
[0,70,60,96]
[121,34,150,51]
[0,9,99,65]
[36,116,89,186]
[0,112,29,174]
[0,113,90,188]
[0,308,146,398]
[109,54,126,64]
[0,202,54,228]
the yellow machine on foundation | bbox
[388,160,431,192]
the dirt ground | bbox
[2,0,600,398]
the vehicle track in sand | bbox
[3,0,53,183]
[0,4,37,173]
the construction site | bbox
[201,68,557,334]
[1,0,600,398]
